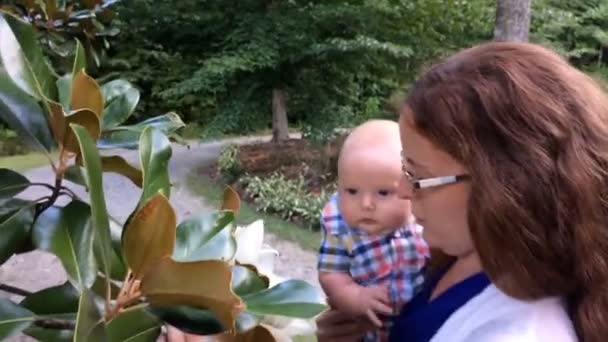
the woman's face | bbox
[398,112,474,258]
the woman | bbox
[318,41,608,341]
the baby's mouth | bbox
[359,218,376,225]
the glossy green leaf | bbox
[232,265,269,297]
[139,126,172,205]
[107,307,161,342]
[100,79,140,129]
[243,280,327,319]
[20,282,79,315]
[71,124,113,295]
[72,39,87,78]
[122,194,176,279]
[32,201,96,290]
[173,211,236,262]
[0,198,31,217]
[101,155,142,187]
[0,298,35,339]
[74,289,106,342]
[63,165,88,188]
[0,205,35,264]
[97,112,185,150]
[141,257,244,332]
[0,168,29,199]
[23,326,73,342]
[150,306,225,336]
[0,71,55,152]
[56,74,72,111]
[0,12,57,100]
[150,307,259,336]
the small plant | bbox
[242,171,335,229]
[0,11,326,341]
[217,143,242,182]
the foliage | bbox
[217,143,242,183]
[0,12,326,341]
[0,0,122,74]
[104,0,494,141]
[242,171,335,230]
[0,127,30,156]
[532,0,608,68]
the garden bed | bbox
[202,138,342,229]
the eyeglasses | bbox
[403,171,470,189]
[401,151,470,190]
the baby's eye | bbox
[378,189,391,196]
[346,188,358,195]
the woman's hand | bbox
[157,326,204,342]
[316,308,373,342]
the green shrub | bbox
[0,128,30,156]
[217,144,242,181]
[242,171,335,229]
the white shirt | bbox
[431,284,578,342]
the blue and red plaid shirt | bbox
[317,192,429,315]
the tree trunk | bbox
[494,0,532,42]
[271,86,290,143]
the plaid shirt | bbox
[317,192,429,310]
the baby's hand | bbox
[356,285,393,328]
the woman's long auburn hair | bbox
[401,41,608,341]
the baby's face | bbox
[337,152,411,235]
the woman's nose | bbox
[398,175,413,199]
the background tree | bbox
[494,0,532,42]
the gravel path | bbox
[0,135,319,324]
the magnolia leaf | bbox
[98,112,185,149]
[24,326,73,342]
[0,71,54,152]
[72,39,87,78]
[243,280,327,319]
[222,186,240,213]
[100,155,142,187]
[149,266,265,335]
[0,12,57,100]
[141,257,244,332]
[32,201,96,290]
[64,108,100,154]
[56,74,72,111]
[20,282,79,315]
[123,194,176,279]
[0,168,30,199]
[235,325,275,342]
[47,99,66,146]
[63,165,88,188]
[0,298,35,339]
[106,307,161,342]
[0,205,35,264]
[100,79,140,129]
[139,126,172,205]
[70,124,113,294]
[173,211,236,262]
[74,289,106,342]
[70,70,103,117]
[151,306,225,335]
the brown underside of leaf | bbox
[221,186,240,213]
[71,70,104,118]
[123,194,176,279]
[141,257,244,333]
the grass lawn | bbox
[186,170,321,252]
[0,151,56,172]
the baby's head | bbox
[337,119,412,235]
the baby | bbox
[317,119,429,341]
